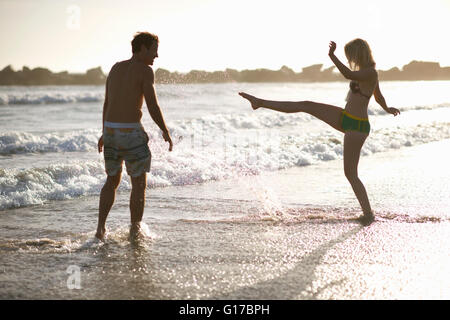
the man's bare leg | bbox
[130,173,147,235]
[96,173,122,240]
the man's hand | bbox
[387,107,401,116]
[98,135,104,153]
[163,130,173,151]
[329,41,337,56]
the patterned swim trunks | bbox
[103,122,151,177]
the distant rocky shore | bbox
[1,60,449,85]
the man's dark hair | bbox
[131,32,159,53]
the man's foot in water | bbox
[129,222,142,240]
[357,212,375,226]
[95,227,106,241]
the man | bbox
[96,32,173,240]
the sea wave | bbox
[1,120,449,210]
[0,130,99,155]
[0,92,104,105]
[0,112,312,155]
[1,105,450,156]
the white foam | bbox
[1,118,450,210]
[0,129,99,155]
[0,161,105,210]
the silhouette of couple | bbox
[95,32,400,240]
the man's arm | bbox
[143,66,173,151]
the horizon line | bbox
[2,59,450,75]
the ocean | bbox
[1,81,449,299]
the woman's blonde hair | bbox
[344,38,376,70]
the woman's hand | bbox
[328,41,336,56]
[387,107,401,116]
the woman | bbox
[239,39,400,225]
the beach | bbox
[1,82,449,299]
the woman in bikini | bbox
[239,39,400,225]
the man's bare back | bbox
[105,59,149,123]
[105,59,149,122]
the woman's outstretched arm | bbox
[328,41,377,81]
[373,81,400,116]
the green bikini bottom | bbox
[340,111,371,134]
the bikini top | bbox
[350,81,372,100]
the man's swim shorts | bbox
[103,122,151,177]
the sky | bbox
[1,0,450,74]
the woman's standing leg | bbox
[343,131,374,224]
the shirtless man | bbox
[96,32,173,240]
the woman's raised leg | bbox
[239,92,344,133]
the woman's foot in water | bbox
[239,92,261,110]
[357,211,375,226]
